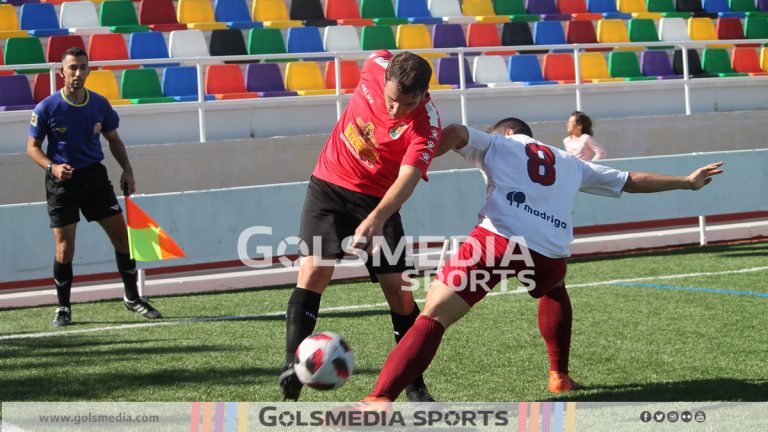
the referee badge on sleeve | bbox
[31,113,38,127]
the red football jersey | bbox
[312,50,442,198]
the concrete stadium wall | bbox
[2,110,767,205]
[1,149,765,286]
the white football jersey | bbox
[456,128,629,258]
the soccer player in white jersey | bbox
[362,118,724,400]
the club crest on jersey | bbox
[30,113,38,127]
[389,122,408,139]
[93,122,102,135]
[55,127,67,134]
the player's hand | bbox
[352,216,385,255]
[121,168,136,196]
[53,163,74,181]
[686,161,724,190]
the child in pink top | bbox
[563,111,607,161]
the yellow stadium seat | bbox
[419,56,453,90]
[462,0,508,23]
[396,24,444,57]
[252,0,302,28]
[85,70,130,105]
[760,47,768,72]
[285,62,336,95]
[177,0,228,30]
[597,19,642,50]
[0,4,29,39]
[631,12,663,19]
[688,17,717,40]
[618,0,648,13]
[579,52,623,82]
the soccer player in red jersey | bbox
[363,118,724,400]
[279,50,442,401]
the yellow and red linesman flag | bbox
[125,196,186,262]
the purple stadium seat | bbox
[527,0,572,19]
[245,63,298,97]
[436,57,487,88]
[758,0,768,11]
[0,75,35,111]
[641,50,682,79]
[432,24,467,49]
[4,0,40,6]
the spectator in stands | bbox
[362,118,724,401]
[563,111,607,160]
[26,47,161,327]
[279,50,442,402]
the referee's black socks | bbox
[115,251,140,301]
[285,288,322,366]
[53,260,73,308]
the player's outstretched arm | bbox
[623,161,724,193]
[434,124,469,157]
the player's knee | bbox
[55,243,75,263]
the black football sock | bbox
[115,251,140,301]
[53,260,73,308]
[285,288,322,367]
[390,302,426,389]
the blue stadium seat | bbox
[129,32,177,67]
[19,3,69,36]
[508,54,557,85]
[534,21,567,45]
[214,0,264,29]
[162,66,216,102]
[286,26,324,53]
[588,0,633,17]
[396,0,442,24]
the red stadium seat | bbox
[139,0,188,32]
[466,23,516,55]
[46,35,86,63]
[205,64,258,99]
[731,47,768,75]
[324,60,360,93]
[88,34,138,70]
[33,73,65,103]
[324,0,374,26]
[543,53,576,83]
[716,17,745,40]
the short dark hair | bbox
[384,52,431,96]
[571,111,594,136]
[488,117,533,138]
[62,47,88,62]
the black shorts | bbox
[299,176,413,282]
[46,162,122,228]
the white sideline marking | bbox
[2,266,767,342]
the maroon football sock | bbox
[369,315,445,400]
[537,284,573,373]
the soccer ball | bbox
[294,332,354,390]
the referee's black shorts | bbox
[299,176,413,282]
[46,162,122,228]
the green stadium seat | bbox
[729,0,757,12]
[121,68,175,104]
[3,36,46,73]
[609,51,658,79]
[702,48,748,76]
[495,0,528,15]
[647,0,677,12]
[745,17,768,39]
[360,0,409,25]
[360,25,397,50]
[100,1,150,34]
[628,18,661,43]
[247,28,292,61]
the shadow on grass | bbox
[168,308,390,322]
[543,378,768,402]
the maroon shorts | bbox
[435,226,567,306]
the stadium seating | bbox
[429,0,476,23]
[618,0,649,13]
[396,24,441,55]
[285,61,335,95]
[647,0,677,12]
[588,0,631,17]
[0,54,13,76]
[420,56,452,89]
[467,22,502,47]
[214,0,263,29]
[558,0,589,15]
[703,0,740,16]
[396,0,441,24]
[534,20,567,45]
[676,0,705,13]
[139,0,188,32]
[4,36,46,73]
[628,18,661,43]
[88,33,138,70]
[731,47,768,75]
[323,59,360,93]
[436,56,486,87]
[323,25,360,52]
[205,64,258,99]
[542,52,576,82]
[46,35,85,63]
[161,66,216,101]
[597,19,633,46]
[745,17,768,39]
[169,29,210,58]
[0,75,35,110]
[507,54,557,84]
[248,28,288,58]
[716,17,745,40]
[324,0,373,26]
[245,62,298,96]
[287,26,326,57]
[360,0,407,25]
[0,4,29,39]
[461,0,510,23]
[659,17,691,41]
[252,0,302,28]
[502,22,534,46]
[580,52,623,81]
[688,17,718,40]
[495,0,528,15]
[60,1,110,35]
[121,68,176,104]
[432,23,467,49]
[472,55,518,86]
[360,25,396,50]
[100,1,150,34]
[566,20,598,44]
[32,72,64,103]
[673,49,713,77]
[129,31,172,62]
[609,51,657,79]
[85,70,130,105]
[728,0,757,13]
[702,47,748,76]
[528,0,571,20]
[177,0,228,30]
[290,0,337,27]
[19,3,68,36]
[641,50,682,78]
[209,28,248,57]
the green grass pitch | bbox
[1,241,766,403]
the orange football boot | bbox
[548,371,584,393]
